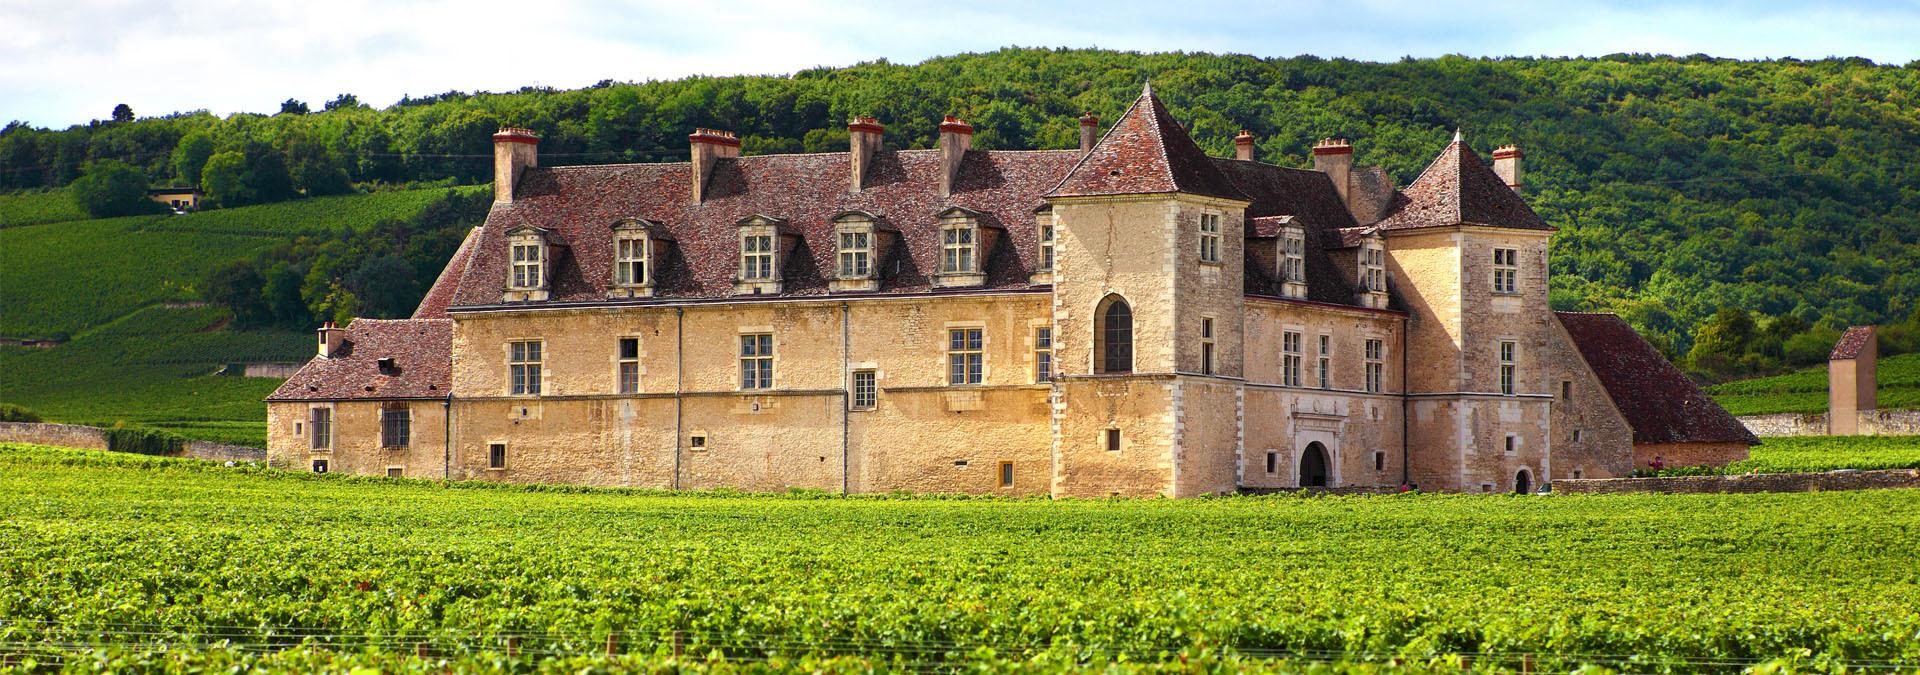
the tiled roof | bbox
[1556,312,1759,446]
[1375,141,1552,232]
[1346,165,1397,226]
[1830,326,1876,360]
[267,319,453,402]
[1215,159,1360,305]
[414,226,479,319]
[1047,84,1248,202]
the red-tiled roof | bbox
[1376,141,1552,232]
[1047,84,1248,202]
[267,319,452,402]
[413,226,479,319]
[1556,312,1758,445]
[1830,326,1876,360]
[1212,159,1358,304]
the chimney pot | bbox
[492,127,540,204]
[1312,138,1356,214]
[848,116,885,193]
[318,321,347,358]
[1234,129,1255,161]
[689,128,741,204]
[1492,144,1523,194]
[1078,112,1100,151]
[938,116,973,197]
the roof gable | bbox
[1556,312,1758,446]
[1047,84,1247,202]
[1376,141,1551,232]
[1830,326,1875,360]
[267,319,453,402]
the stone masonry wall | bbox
[1555,468,1920,494]
[1736,410,1920,437]
[1,422,263,462]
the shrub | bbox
[0,404,42,422]
[104,426,186,456]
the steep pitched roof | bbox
[413,226,480,319]
[1047,84,1248,202]
[1830,326,1876,360]
[1375,141,1551,232]
[1556,312,1759,446]
[1214,159,1360,305]
[267,319,452,402]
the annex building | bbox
[267,85,1756,496]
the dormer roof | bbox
[1047,83,1248,202]
[1375,140,1552,232]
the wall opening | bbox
[1095,295,1133,374]
[1515,469,1533,494]
[1299,442,1330,487]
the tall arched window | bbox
[1096,295,1133,374]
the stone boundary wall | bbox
[1737,409,1920,437]
[0,421,264,462]
[241,363,304,378]
[1554,468,1920,494]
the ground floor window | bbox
[387,467,403,478]
[381,406,410,448]
[999,461,1014,488]
[851,370,877,410]
[488,443,507,469]
[311,459,329,474]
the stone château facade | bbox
[266,85,1756,495]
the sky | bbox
[3,0,1916,129]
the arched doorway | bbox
[1096,295,1133,374]
[1299,442,1330,487]
[1515,469,1532,494]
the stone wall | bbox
[183,441,265,462]
[1736,410,1920,437]
[1554,468,1920,494]
[0,422,264,462]
[1633,441,1749,470]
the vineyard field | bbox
[1708,353,1920,416]
[1662,435,1920,475]
[1,443,1916,672]
[0,188,86,228]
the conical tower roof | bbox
[1047,83,1248,201]
[1375,139,1551,231]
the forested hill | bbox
[3,49,1917,379]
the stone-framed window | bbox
[1493,247,1519,294]
[740,333,774,390]
[380,404,410,449]
[617,337,640,394]
[309,407,332,450]
[505,225,551,301]
[1282,331,1303,387]
[734,215,789,295]
[1200,317,1216,376]
[488,443,507,469]
[1264,449,1278,475]
[509,340,543,396]
[1359,239,1388,309]
[850,369,877,410]
[998,461,1014,488]
[934,207,991,288]
[1036,209,1057,274]
[942,221,975,274]
[1317,334,1331,389]
[1095,294,1133,375]
[1198,212,1222,264]
[1034,326,1053,383]
[609,218,667,298]
[1499,340,1517,395]
[839,230,871,278]
[1106,428,1122,452]
[948,328,984,386]
[1281,225,1307,298]
[1365,338,1385,394]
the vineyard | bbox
[1707,353,1920,416]
[1,443,1916,672]
[0,188,85,229]
[1660,435,1920,475]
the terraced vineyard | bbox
[1,443,1916,672]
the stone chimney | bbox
[1493,144,1524,193]
[1234,129,1255,161]
[1829,326,1878,435]
[1078,112,1099,151]
[938,116,973,197]
[1312,138,1354,206]
[317,321,347,358]
[689,128,740,204]
[491,127,540,204]
[847,116,883,193]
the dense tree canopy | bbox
[7,49,1918,378]
[67,159,156,218]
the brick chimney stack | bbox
[1078,112,1099,151]
[847,116,884,194]
[1312,138,1354,206]
[689,128,740,204]
[318,321,347,358]
[491,127,540,204]
[938,116,973,197]
[1493,144,1524,194]
[1829,326,1878,435]
[1234,129,1255,161]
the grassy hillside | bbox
[1708,352,1920,415]
[3,443,1917,670]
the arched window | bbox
[1096,295,1132,374]
[1299,442,1330,488]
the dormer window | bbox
[1031,206,1057,284]
[933,206,993,288]
[1359,239,1388,309]
[942,222,974,273]
[734,214,789,295]
[840,231,870,277]
[504,225,551,302]
[1281,225,1307,299]
[830,210,887,293]
[608,218,667,299]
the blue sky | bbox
[2,0,1915,128]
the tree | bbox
[279,99,310,115]
[69,160,157,217]
[263,262,313,329]
[199,151,250,206]
[171,131,215,187]
[111,104,133,123]
[201,143,296,207]
[324,94,362,112]
[203,260,270,328]
[345,254,417,318]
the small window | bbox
[614,233,648,286]
[381,405,410,448]
[295,422,302,436]
[309,408,331,450]
[511,240,543,289]
[1493,248,1518,294]
[1200,318,1215,376]
[1038,220,1056,271]
[851,370,877,410]
[311,459,328,474]
[386,467,403,478]
[941,222,975,274]
[509,340,543,395]
[618,337,640,394]
[488,443,507,469]
[740,333,774,389]
[1505,434,1518,454]
[1105,428,1121,452]
[838,230,871,279]
[1364,339,1385,394]
[948,328,984,385]
[1362,245,1386,292]
[1265,450,1278,475]
[1198,213,1221,263]
[1573,469,1584,479]
[1373,451,1386,472]
[1034,327,1053,383]
[1499,341,1517,395]
[1561,380,1573,402]
[1282,331,1302,387]
[690,434,707,450]
[1573,429,1583,442]
[998,461,1014,488]
[1317,334,1331,389]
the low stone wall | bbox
[241,362,304,378]
[0,421,263,462]
[1737,409,1920,437]
[1865,409,1920,435]
[1554,468,1920,494]
[183,441,266,462]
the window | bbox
[311,459,328,474]
[509,340,542,395]
[838,230,871,278]
[387,467,403,478]
[511,241,542,289]
[1038,221,1056,271]
[309,408,331,450]
[1373,451,1386,472]
[488,443,506,469]
[690,434,707,450]
[1505,434,1518,454]
[1499,340,1517,395]
[1317,334,1331,389]
[1034,327,1053,383]
[948,328,984,385]
[1200,318,1216,376]
[618,337,640,394]
[1493,248,1518,294]
[1282,229,1306,283]
[381,405,410,448]
[614,234,648,286]
[1098,297,1132,374]
[1198,213,1221,263]
[1362,246,1386,292]
[999,461,1014,488]
[1105,428,1121,452]
[1561,380,1573,402]
[1282,331,1302,387]
[1265,450,1278,475]
[1573,429,1583,442]
[1365,339,1385,394]
[1573,469,1584,479]
[942,223,975,274]
[740,333,774,390]
[741,234,775,281]
[851,370,877,410]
